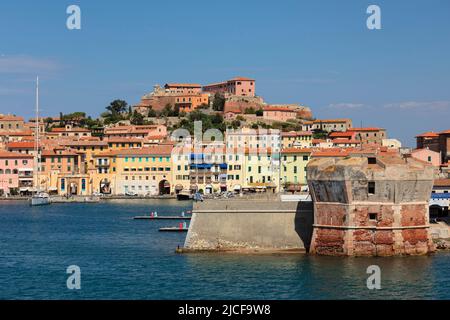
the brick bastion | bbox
[306,153,436,256]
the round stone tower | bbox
[306,152,436,256]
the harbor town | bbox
[0,77,449,256]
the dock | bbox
[133,216,191,220]
[159,227,189,232]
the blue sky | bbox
[0,0,449,146]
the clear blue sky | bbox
[1,0,449,146]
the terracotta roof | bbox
[0,114,24,121]
[311,148,352,157]
[105,137,144,144]
[416,132,439,138]
[264,106,296,112]
[115,145,173,156]
[165,83,201,88]
[348,127,384,132]
[6,141,35,149]
[0,151,33,159]
[434,179,450,187]
[41,149,79,157]
[62,140,108,147]
[0,130,33,136]
[439,130,450,135]
[332,139,361,144]
[230,77,254,81]
[329,131,356,138]
[313,119,350,124]
[281,148,313,154]
[51,127,90,132]
[281,131,313,137]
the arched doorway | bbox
[100,179,111,194]
[69,182,78,195]
[430,205,444,219]
[159,180,171,195]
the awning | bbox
[48,187,58,191]
[233,185,241,190]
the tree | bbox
[255,108,264,117]
[130,110,144,125]
[103,99,128,124]
[212,93,225,111]
[244,107,256,114]
[147,107,157,118]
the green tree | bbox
[212,93,225,111]
[102,99,128,124]
[244,107,256,114]
[147,107,157,117]
[255,108,264,117]
[130,111,144,125]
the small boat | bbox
[176,190,193,201]
[134,215,191,220]
[159,222,189,232]
[30,192,51,206]
[159,227,188,232]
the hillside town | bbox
[0,77,449,218]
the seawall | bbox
[183,197,313,253]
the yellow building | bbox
[113,145,174,196]
[226,149,245,193]
[281,131,313,148]
[243,148,280,193]
[91,151,117,195]
[280,148,312,191]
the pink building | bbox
[411,148,441,167]
[263,106,297,122]
[203,77,255,97]
[0,151,34,195]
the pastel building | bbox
[348,127,387,145]
[0,114,24,131]
[302,119,352,132]
[280,148,312,191]
[411,148,441,167]
[226,127,281,153]
[262,106,298,122]
[243,148,280,193]
[114,146,173,196]
[281,131,313,148]
[0,151,34,195]
[203,77,255,97]
[189,146,227,194]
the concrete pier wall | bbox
[184,198,313,252]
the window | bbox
[427,156,432,162]
[368,181,375,194]
[303,155,308,161]
[369,213,377,221]
[368,157,376,164]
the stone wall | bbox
[184,198,313,252]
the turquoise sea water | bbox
[0,200,449,300]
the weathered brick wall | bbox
[307,156,436,256]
